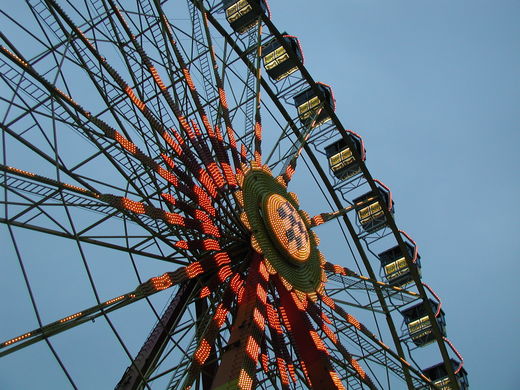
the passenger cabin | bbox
[223,0,269,34]
[423,359,469,390]
[378,242,421,287]
[324,131,365,180]
[262,35,303,81]
[293,83,335,128]
[352,182,394,233]
[401,299,446,347]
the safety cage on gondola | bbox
[293,82,335,128]
[262,34,304,81]
[352,180,394,233]
[378,240,421,287]
[223,0,270,34]
[324,130,366,181]
[423,359,469,390]
[401,299,446,347]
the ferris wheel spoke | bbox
[2,28,238,229]
[0,164,230,264]
[319,294,433,388]
[180,280,238,389]
[0,46,165,203]
[0,251,239,358]
[199,6,244,171]
[305,298,377,390]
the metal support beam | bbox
[115,280,197,390]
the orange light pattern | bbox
[309,330,328,352]
[185,262,204,279]
[245,335,260,360]
[105,295,126,305]
[3,332,32,346]
[264,193,310,262]
[261,344,269,373]
[150,273,173,291]
[194,339,211,364]
[199,286,210,299]
[230,273,244,294]
[58,312,83,323]
[217,265,233,283]
[253,307,265,330]
[238,369,253,390]
[174,239,221,251]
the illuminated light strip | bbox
[169,128,219,199]
[192,119,236,189]
[1,165,95,198]
[160,193,211,223]
[150,273,173,291]
[266,302,297,384]
[104,295,126,305]
[194,339,212,365]
[230,273,244,294]
[199,286,211,299]
[217,265,233,283]
[3,332,32,347]
[185,262,204,279]
[188,120,226,190]
[277,304,312,385]
[245,336,260,360]
[238,369,253,390]
[210,256,267,389]
[174,239,221,252]
[159,156,216,216]
[152,12,241,188]
[59,312,83,323]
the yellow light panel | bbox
[433,377,453,390]
[297,96,320,120]
[408,315,431,339]
[329,148,354,172]
[226,0,252,23]
[384,257,409,281]
[358,201,384,225]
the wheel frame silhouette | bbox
[0,1,465,389]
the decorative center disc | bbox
[263,193,310,263]
[237,164,324,294]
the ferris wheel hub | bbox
[237,164,324,294]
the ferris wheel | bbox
[0,1,468,389]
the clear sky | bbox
[1,1,518,389]
[271,0,519,388]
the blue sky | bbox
[271,0,519,388]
